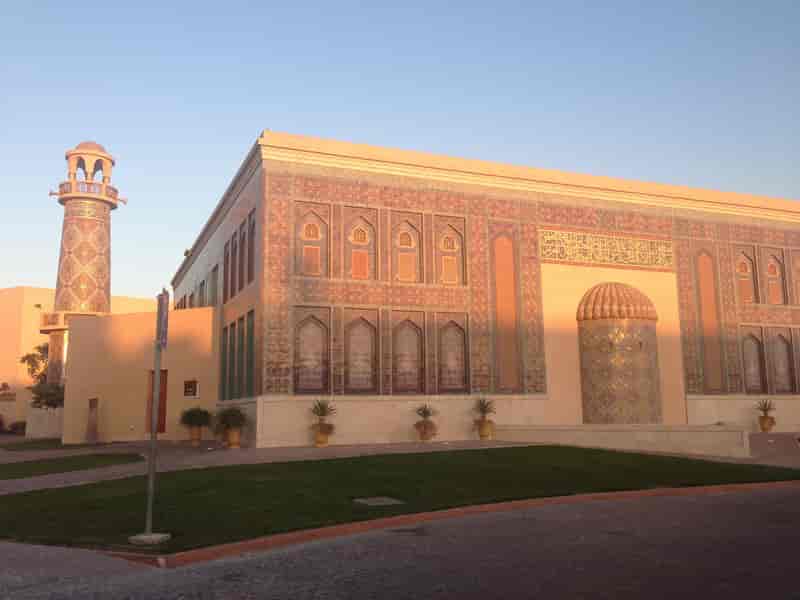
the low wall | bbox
[255,394,548,447]
[494,424,751,458]
[687,395,800,432]
[25,407,63,439]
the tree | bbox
[19,343,64,409]
[20,343,49,384]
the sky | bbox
[1,1,798,298]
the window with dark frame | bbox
[228,322,237,399]
[221,325,228,400]
[238,223,246,293]
[183,380,199,397]
[209,265,219,306]
[247,211,256,284]
[230,235,238,300]
[246,310,255,397]
[237,316,245,399]
[223,243,230,304]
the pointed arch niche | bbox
[393,220,422,283]
[294,312,330,393]
[741,328,766,394]
[769,329,795,394]
[295,207,328,277]
[393,317,424,393]
[344,311,379,393]
[345,216,377,280]
[438,316,468,393]
[696,250,724,393]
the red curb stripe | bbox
[106,479,800,569]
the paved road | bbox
[7,484,800,599]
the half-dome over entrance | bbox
[577,281,658,322]
[577,282,662,424]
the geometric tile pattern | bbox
[54,199,111,313]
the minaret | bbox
[41,141,125,384]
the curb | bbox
[102,478,800,569]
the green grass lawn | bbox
[0,454,143,480]
[0,438,105,451]
[0,445,797,553]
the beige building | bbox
[57,131,800,455]
[0,286,155,427]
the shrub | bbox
[215,407,247,432]
[416,404,435,420]
[474,397,496,418]
[311,400,336,419]
[180,407,212,428]
[29,382,64,409]
[755,398,775,416]
[9,421,26,435]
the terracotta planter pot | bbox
[226,427,242,449]
[759,415,776,433]
[189,425,202,447]
[314,430,330,448]
[415,420,437,441]
[477,419,494,441]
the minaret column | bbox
[42,141,124,384]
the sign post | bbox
[129,288,172,546]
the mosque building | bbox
[56,131,800,454]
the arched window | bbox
[772,334,795,393]
[743,334,766,394]
[347,219,376,280]
[394,222,421,283]
[766,255,786,305]
[438,227,464,286]
[297,212,327,277]
[736,253,757,304]
[345,318,377,392]
[438,321,467,392]
[393,320,423,393]
[294,317,329,393]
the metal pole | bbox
[145,339,161,535]
[129,289,170,546]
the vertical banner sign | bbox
[156,290,169,349]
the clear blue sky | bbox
[1,1,797,298]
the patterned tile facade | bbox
[261,167,800,399]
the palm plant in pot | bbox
[180,407,212,447]
[215,406,247,449]
[414,403,438,441]
[473,397,496,440]
[311,400,336,447]
[755,398,776,432]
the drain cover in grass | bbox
[353,496,405,506]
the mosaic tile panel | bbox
[539,230,674,270]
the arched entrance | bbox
[577,282,662,424]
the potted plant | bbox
[414,404,438,441]
[180,407,212,447]
[755,398,776,433]
[310,400,336,447]
[215,407,247,449]
[474,397,496,440]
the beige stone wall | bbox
[540,264,686,425]
[687,394,800,432]
[254,394,547,447]
[62,307,218,444]
[0,287,156,429]
[494,424,751,458]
